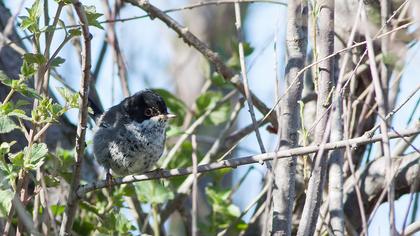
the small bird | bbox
[91,89,175,179]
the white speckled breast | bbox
[108,119,166,175]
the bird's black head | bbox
[122,89,171,123]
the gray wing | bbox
[92,126,114,170]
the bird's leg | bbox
[106,170,114,190]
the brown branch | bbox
[59,1,91,235]
[103,0,130,97]
[123,0,277,126]
[76,126,419,197]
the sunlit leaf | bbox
[0,115,18,134]
[0,189,13,217]
[84,6,104,29]
[135,180,174,204]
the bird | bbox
[91,89,175,181]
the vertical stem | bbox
[272,0,308,235]
[297,0,334,235]
[59,1,91,234]
[152,204,160,236]
[191,135,198,236]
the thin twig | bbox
[191,135,198,236]
[234,2,267,155]
[103,0,130,97]
[361,5,395,234]
[76,126,420,196]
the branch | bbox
[59,1,91,235]
[272,0,307,234]
[343,152,420,232]
[361,3,395,234]
[297,0,335,235]
[76,126,420,197]
[234,2,266,154]
[123,0,277,126]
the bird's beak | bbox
[156,113,176,120]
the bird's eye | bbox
[144,108,153,117]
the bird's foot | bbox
[106,172,114,190]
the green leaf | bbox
[57,87,79,108]
[20,0,41,33]
[50,57,66,67]
[243,42,254,56]
[0,102,14,114]
[54,0,73,5]
[0,115,18,134]
[8,109,31,120]
[166,125,183,138]
[0,70,9,82]
[227,205,240,217]
[154,88,188,126]
[50,205,65,216]
[0,74,13,87]
[135,180,174,204]
[196,91,231,125]
[69,28,81,37]
[24,143,48,169]
[210,72,227,87]
[226,53,240,71]
[20,60,37,78]
[0,141,15,159]
[9,152,24,167]
[15,99,31,108]
[0,189,13,217]
[17,86,41,99]
[23,53,46,65]
[84,6,104,29]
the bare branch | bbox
[361,3,395,234]
[297,0,335,235]
[59,1,91,235]
[76,126,419,196]
[271,0,307,234]
[344,152,420,232]
[234,2,267,155]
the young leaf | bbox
[0,115,18,134]
[135,180,174,204]
[0,189,13,217]
[23,53,46,65]
[83,6,104,29]
[0,141,16,159]
[24,143,48,169]
[196,91,231,125]
[50,57,66,68]
[69,28,81,37]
